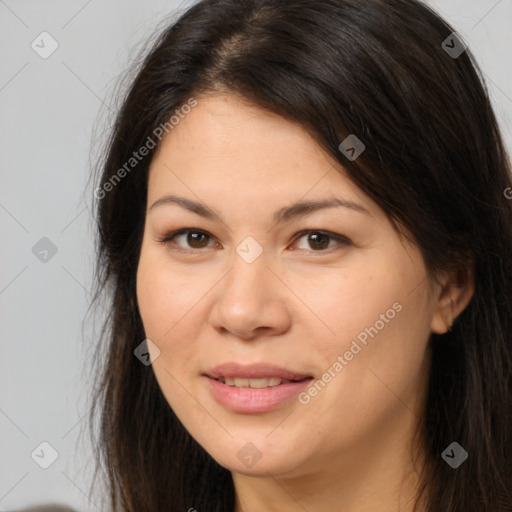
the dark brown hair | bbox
[88,0,512,510]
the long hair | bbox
[88,0,512,510]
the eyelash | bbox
[156,228,351,255]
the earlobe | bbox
[430,264,475,335]
[431,297,454,335]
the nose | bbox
[208,248,292,341]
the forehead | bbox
[147,93,379,220]
[151,93,329,171]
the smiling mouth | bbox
[214,377,307,388]
[205,365,314,413]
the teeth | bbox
[246,378,271,389]
[217,377,293,388]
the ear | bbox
[430,261,475,335]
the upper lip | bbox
[205,363,312,381]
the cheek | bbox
[302,247,432,422]
[136,250,203,406]
[136,248,203,342]
[299,248,424,357]
[136,259,171,341]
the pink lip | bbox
[203,363,313,413]
[205,362,311,381]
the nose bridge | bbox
[210,237,291,337]
[225,239,270,305]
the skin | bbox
[136,93,474,512]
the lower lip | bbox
[205,377,312,413]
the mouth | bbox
[205,362,312,382]
[213,376,302,388]
[203,363,314,413]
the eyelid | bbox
[156,228,351,254]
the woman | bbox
[89,0,512,510]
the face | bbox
[136,93,444,479]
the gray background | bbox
[0,1,511,510]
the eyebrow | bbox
[149,194,371,224]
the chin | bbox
[220,453,304,477]
[198,433,310,477]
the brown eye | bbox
[292,230,351,252]
[183,231,210,248]
[158,229,215,252]
[306,232,330,250]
